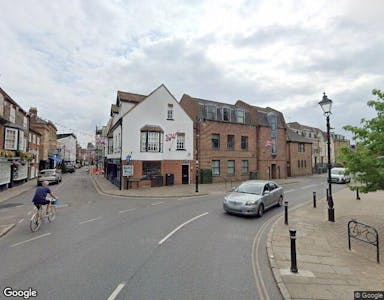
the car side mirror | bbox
[263,190,270,195]
[231,187,236,191]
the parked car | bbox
[63,162,75,173]
[37,169,62,186]
[330,167,351,184]
[223,180,284,217]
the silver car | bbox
[223,180,284,217]
[37,169,62,186]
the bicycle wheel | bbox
[30,213,41,232]
[48,206,56,222]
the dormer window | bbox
[236,109,245,123]
[222,107,231,121]
[167,104,174,120]
[206,105,217,120]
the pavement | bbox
[268,188,384,299]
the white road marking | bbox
[118,208,136,214]
[158,212,209,245]
[27,211,32,216]
[10,233,51,248]
[151,201,164,206]
[15,205,24,208]
[301,184,317,189]
[79,216,102,225]
[107,282,126,300]
[18,219,24,224]
[285,189,294,193]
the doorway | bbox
[271,164,277,179]
[182,165,189,184]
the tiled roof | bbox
[117,91,146,103]
[287,129,312,143]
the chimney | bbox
[29,107,37,118]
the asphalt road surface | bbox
[0,170,345,300]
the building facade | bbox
[57,133,77,164]
[106,84,194,189]
[286,129,313,177]
[29,107,59,170]
[28,128,41,179]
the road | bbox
[0,170,345,300]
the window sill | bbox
[167,119,174,121]
[176,149,186,151]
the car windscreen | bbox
[40,171,55,176]
[235,183,263,195]
[331,169,344,175]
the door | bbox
[182,165,189,184]
[271,164,277,179]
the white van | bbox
[330,167,351,184]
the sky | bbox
[0,0,383,147]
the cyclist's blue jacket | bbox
[32,186,51,203]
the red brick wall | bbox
[122,159,194,188]
[197,121,257,183]
[257,126,287,180]
[287,142,312,177]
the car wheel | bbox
[277,196,283,207]
[257,204,264,217]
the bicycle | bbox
[30,198,57,232]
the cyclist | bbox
[32,181,57,216]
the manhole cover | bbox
[0,203,23,210]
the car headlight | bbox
[245,200,257,206]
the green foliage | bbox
[340,89,384,192]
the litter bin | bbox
[249,171,258,180]
[151,175,164,187]
[165,173,174,186]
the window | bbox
[36,136,40,145]
[212,134,220,150]
[227,160,235,176]
[23,116,28,129]
[9,106,15,123]
[304,160,307,168]
[19,132,24,151]
[241,136,248,150]
[33,134,36,144]
[271,137,277,155]
[222,107,231,121]
[108,138,113,154]
[5,128,18,150]
[236,109,245,123]
[241,160,249,175]
[212,160,220,176]
[29,133,32,143]
[227,135,234,150]
[167,103,174,120]
[206,105,217,120]
[141,131,163,152]
[298,160,300,168]
[298,143,305,152]
[176,133,185,150]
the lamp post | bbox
[195,119,200,193]
[319,92,335,222]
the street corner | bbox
[0,224,16,238]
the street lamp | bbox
[319,92,335,222]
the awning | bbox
[49,157,62,163]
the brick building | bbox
[0,88,31,189]
[236,101,288,180]
[286,129,313,177]
[28,128,41,179]
[29,107,58,170]
[180,94,257,183]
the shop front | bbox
[106,158,121,188]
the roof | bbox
[287,129,313,143]
[117,91,146,104]
[57,133,77,140]
[0,87,28,115]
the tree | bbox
[340,89,384,192]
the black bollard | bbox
[313,191,316,208]
[356,188,360,200]
[284,200,288,225]
[326,188,329,201]
[289,228,298,273]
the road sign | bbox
[122,165,134,177]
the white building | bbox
[57,133,77,164]
[105,84,194,189]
